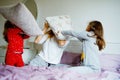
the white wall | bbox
[0,0,120,64]
[34,0,120,54]
[0,0,120,55]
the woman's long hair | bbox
[86,21,106,50]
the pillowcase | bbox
[0,2,43,36]
[60,51,81,66]
[46,15,72,40]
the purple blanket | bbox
[0,64,120,80]
[0,52,120,80]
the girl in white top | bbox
[62,20,106,74]
[29,22,69,67]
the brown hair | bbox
[44,22,55,39]
[86,21,106,50]
[3,20,16,42]
[45,30,55,39]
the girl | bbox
[62,20,106,74]
[3,20,29,67]
[29,22,70,67]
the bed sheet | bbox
[0,51,120,80]
[0,64,120,80]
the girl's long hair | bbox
[3,20,16,42]
[44,22,55,39]
[45,30,55,39]
[86,21,106,50]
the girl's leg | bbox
[16,54,24,67]
[5,53,16,66]
[29,55,48,67]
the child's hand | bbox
[56,31,60,36]
[80,52,85,62]
[55,31,66,40]
[57,40,66,46]
[44,22,49,29]
[43,22,49,33]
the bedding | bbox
[0,2,43,36]
[100,53,120,72]
[61,51,120,72]
[0,51,120,80]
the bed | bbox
[0,51,120,80]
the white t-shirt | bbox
[38,35,69,64]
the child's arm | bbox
[34,34,48,44]
[43,22,49,33]
[55,31,69,47]
[61,30,89,41]
[19,32,30,39]
[34,35,43,43]
[34,22,49,44]
[57,39,69,48]
[57,40,66,46]
[23,34,30,39]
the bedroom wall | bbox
[0,0,120,53]
[34,0,120,54]
[0,0,120,63]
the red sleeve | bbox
[16,27,30,39]
[22,34,30,39]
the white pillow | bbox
[46,15,72,40]
[0,2,43,36]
